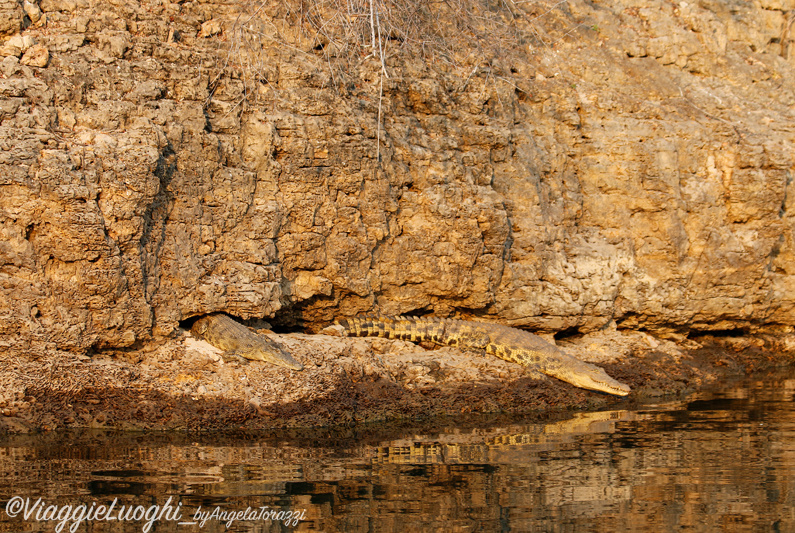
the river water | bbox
[0,369,793,532]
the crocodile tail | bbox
[337,315,396,339]
[338,315,448,344]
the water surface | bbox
[1,370,793,532]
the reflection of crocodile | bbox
[337,315,630,396]
[375,409,638,465]
[191,314,303,370]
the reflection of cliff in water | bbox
[1,372,794,532]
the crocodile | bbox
[336,315,630,396]
[190,313,303,370]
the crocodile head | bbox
[190,315,303,371]
[261,343,304,371]
[555,359,631,397]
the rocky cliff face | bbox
[1,0,794,354]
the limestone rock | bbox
[19,43,47,67]
[0,34,35,57]
[39,0,76,12]
[0,1,23,37]
[198,19,222,38]
[23,0,42,24]
[1,0,795,356]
